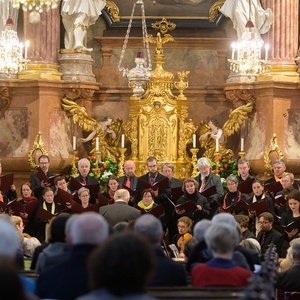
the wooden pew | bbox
[147,286,244,299]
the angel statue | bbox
[199,103,253,160]
[61,98,123,162]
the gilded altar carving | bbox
[124,19,197,179]
[0,87,12,118]
[28,132,49,171]
[225,89,256,107]
[264,134,284,177]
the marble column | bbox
[19,9,62,80]
[258,0,299,81]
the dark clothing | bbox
[118,175,138,191]
[36,244,96,300]
[194,172,223,218]
[222,191,249,215]
[257,227,286,258]
[276,262,300,291]
[99,201,141,226]
[169,177,183,189]
[174,191,210,224]
[31,242,49,270]
[149,246,187,287]
[238,174,256,183]
[30,171,55,203]
[242,229,256,240]
[265,176,299,190]
[280,211,300,241]
[134,172,171,204]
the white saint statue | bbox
[0,1,19,32]
[220,0,273,42]
[61,0,106,51]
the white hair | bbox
[0,217,19,258]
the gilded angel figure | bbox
[199,103,253,160]
[61,97,123,162]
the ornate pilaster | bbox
[258,0,299,81]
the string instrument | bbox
[177,233,192,253]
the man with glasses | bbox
[134,156,171,204]
[257,212,286,259]
[30,155,54,202]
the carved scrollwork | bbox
[28,132,49,171]
[63,89,94,101]
[225,89,256,108]
[264,134,284,177]
[106,0,120,22]
[209,0,225,22]
[0,87,12,118]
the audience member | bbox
[191,223,252,287]
[239,238,261,272]
[276,238,300,292]
[100,189,141,226]
[77,232,157,300]
[234,215,256,240]
[194,157,224,217]
[35,213,70,275]
[172,216,193,258]
[29,155,54,203]
[36,212,109,300]
[134,214,187,286]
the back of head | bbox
[49,214,70,243]
[70,212,109,246]
[212,213,237,227]
[88,232,155,296]
[114,189,130,202]
[0,216,18,259]
[205,223,239,256]
[240,238,261,254]
[291,238,300,261]
[134,214,163,245]
[193,220,213,242]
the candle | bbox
[20,43,23,60]
[121,134,125,148]
[216,138,219,152]
[25,40,29,60]
[193,134,196,148]
[265,44,269,60]
[95,137,99,151]
[231,42,236,60]
[241,138,245,152]
[72,136,76,151]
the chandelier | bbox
[227,1,269,79]
[12,0,59,13]
[118,0,152,97]
[0,17,29,78]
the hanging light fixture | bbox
[118,0,152,97]
[228,0,269,80]
[12,0,59,13]
[0,16,29,78]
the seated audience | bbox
[36,212,109,300]
[234,215,256,240]
[276,238,300,292]
[77,232,156,300]
[191,223,252,287]
[35,213,70,275]
[278,244,294,273]
[172,216,193,258]
[239,238,261,272]
[134,214,187,286]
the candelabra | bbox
[117,148,126,177]
[238,151,246,159]
[213,152,221,175]
[227,18,269,79]
[0,17,29,78]
[12,0,59,13]
[190,148,199,177]
[70,150,78,177]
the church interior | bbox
[0,0,299,187]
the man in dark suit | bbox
[134,214,187,287]
[194,157,223,218]
[99,189,141,227]
[276,238,300,291]
[237,158,256,183]
[70,158,99,203]
[30,154,55,203]
[134,156,171,204]
[257,212,287,259]
[35,212,109,300]
[161,162,183,188]
[118,160,138,191]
